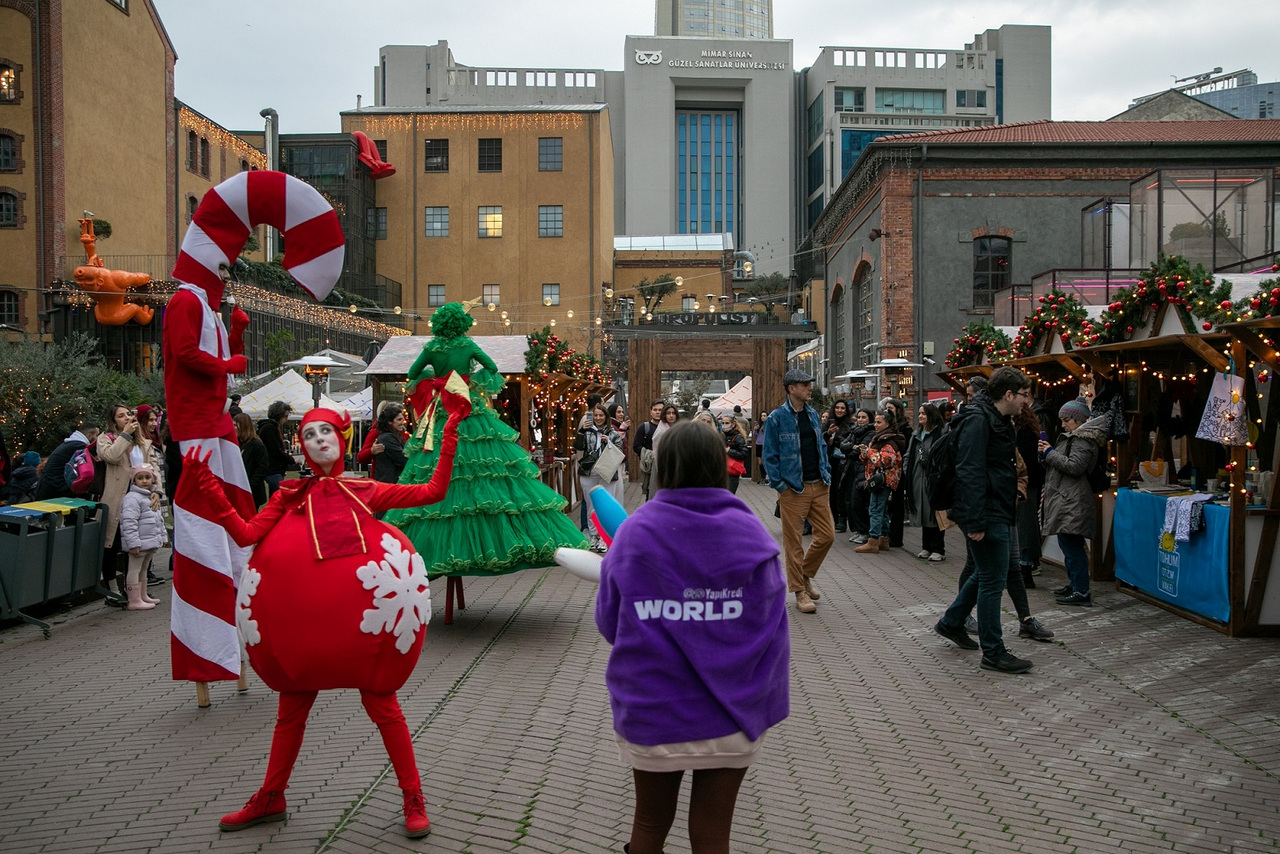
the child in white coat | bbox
[118,466,167,610]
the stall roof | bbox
[362,335,530,376]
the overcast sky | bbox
[152,0,1278,134]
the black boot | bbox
[1021,565,1036,589]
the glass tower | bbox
[656,0,773,39]
[676,110,740,240]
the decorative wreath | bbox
[945,322,1013,368]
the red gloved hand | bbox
[224,354,247,375]
[229,307,250,355]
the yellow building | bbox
[340,105,614,352]
[176,102,267,262]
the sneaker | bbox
[917,549,931,559]
[794,591,817,614]
[1056,591,1093,607]
[1018,617,1055,641]
[147,570,165,587]
[1053,584,1073,596]
[964,615,978,634]
[219,789,287,831]
[1030,565,1043,576]
[849,534,869,544]
[980,651,1033,674]
[928,552,945,562]
[803,576,821,601]
[933,620,979,650]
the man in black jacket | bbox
[933,367,1035,674]
[631,399,664,502]
[35,426,100,500]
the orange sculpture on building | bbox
[73,218,155,325]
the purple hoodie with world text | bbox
[595,487,790,746]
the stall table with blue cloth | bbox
[0,498,107,637]
[1114,489,1231,624]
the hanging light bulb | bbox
[500,310,508,320]
[645,312,653,321]
[394,306,402,315]
[675,276,684,287]
[550,319,557,327]
[595,317,602,326]
[693,301,700,310]
[487,302,496,312]
[544,297,553,306]
[504,318,511,327]
[604,287,614,298]
[743,261,753,274]
[349,304,358,314]
[566,310,574,319]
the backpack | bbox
[65,446,96,495]
[1067,436,1111,493]
[926,428,960,511]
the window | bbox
[200,138,210,177]
[807,93,823,147]
[427,285,447,307]
[973,237,1011,309]
[0,190,18,227]
[876,89,945,114]
[104,0,128,10]
[374,139,388,160]
[477,206,503,237]
[478,138,502,172]
[186,195,198,223]
[240,159,250,172]
[187,130,198,171]
[0,290,17,325]
[0,134,16,171]
[424,139,449,172]
[956,90,987,109]
[0,64,18,102]
[834,88,865,113]
[366,207,387,240]
[539,137,563,171]
[682,295,695,311]
[542,283,560,306]
[424,206,449,238]
[483,284,500,307]
[538,205,563,237]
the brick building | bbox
[812,120,1280,404]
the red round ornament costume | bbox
[180,401,470,838]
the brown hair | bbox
[1013,401,1041,432]
[654,420,727,491]
[233,413,257,444]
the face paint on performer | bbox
[302,421,342,474]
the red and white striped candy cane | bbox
[167,171,343,685]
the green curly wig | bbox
[430,302,475,340]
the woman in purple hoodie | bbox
[596,420,790,854]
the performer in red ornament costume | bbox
[180,398,469,837]
[165,171,344,683]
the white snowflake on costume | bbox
[356,533,432,653]
[236,565,262,647]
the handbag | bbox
[592,440,626,484]
[727,456,746,477]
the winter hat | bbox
[297,407,353,476]
[1059,399,1091,423]
[131,465,155,483]
[23,451,40,466]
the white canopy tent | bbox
[335,387,374,421]
[236,369,344,420]
[707,376,752,417]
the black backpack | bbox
[926,428,960,511]
[1067,436,1111,493]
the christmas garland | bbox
[1073,255,1232,346]
[1211,264,1280,325]
[945,322,1013,368]
[525,328,611,386]
[1011,289,1088,358]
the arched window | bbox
[186,195,198,223]
[973,236,1011,310]
[0,190,19,227]
[0,64,18,102]
[0,134,15,171]
[187,130,198,171]
[200,138,210,177]
[240,159,250,172]
[0,290,18,325]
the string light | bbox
[178,107,268,169]
[353,112,586,136]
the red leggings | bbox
[262,690,420,793]
[628,767,748,854]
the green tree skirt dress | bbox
[385,336,587,577]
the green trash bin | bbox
[0,506,57,637]
[39,498,107,597]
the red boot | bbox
[403,787,430,838]
[219,789,287,831]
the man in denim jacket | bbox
[763,369,834,614]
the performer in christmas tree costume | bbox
[386,302,587,575]
[181,400,469,839]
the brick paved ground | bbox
[2,479,1279,853]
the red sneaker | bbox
[403,787,431,838]
[218,789,287,831]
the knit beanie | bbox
[23,451,40,466]
[1059,399,1091,423]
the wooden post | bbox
[238,661,249,693]
[195,682,210,708]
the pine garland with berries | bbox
[945,322,1014,368]
[1011,289,1088,359]
[1073,255,1233,346]
[525,328,611,386]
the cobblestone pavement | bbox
[2,479,1279,853]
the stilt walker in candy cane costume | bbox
[179,397,470,837]
[165,170,345,695]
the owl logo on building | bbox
[635,50,663,65]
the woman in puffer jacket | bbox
[1039,398,1109,607]
[853,410,905,555]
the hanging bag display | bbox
[1195,369,1249,447]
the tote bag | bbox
[1195,372,1248,446]
[592,441,626,484]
